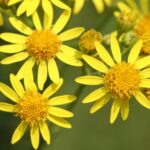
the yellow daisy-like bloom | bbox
[75,34,150,124]
[0,11,84,90]
[73,0,112,14]
[0,73,76,149]
[115,0,150,54]
[7,0,70,16]
[79,29,102,52]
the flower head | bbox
[7,0,70,16]
[0,73,76,149]
[115,0,150,54]
[75,34,150,124]
[0,11,84,90]
[73,0,112,14]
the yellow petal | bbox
[95,41,115,67]
[51,0,70,10]
[121,100,129,120]
[42,0,53,19]
[133,90,150,109]
[0,44,26,53]
[117,1,131,13]
[44,13,53,29]
[75,76,103,85]
[56,52,83,67]
[42,78,63,98]
[11,122,28,144]
[82,55,108,73]
[140,79,150,88]
[110,34,121,63]
[47,115,72,128]
[10,74,25,97]
[48,107,73,118]
[140,68,150,79]
[60,45,82,58]
[0,33,27,44]
[128,40,142,64]
[16,58,35,80]
[0,102,16,112]
[17,0,30,16]
[104,0,112,6]
[26,0,40,16]
[30,126,40,150]
[39,121,50,145]
[8,0,22,5]
[110,99,121,124]
[48,59,60,83]
[90,94,110,113]
[38,61,47,90]
[135,55,150,69]
[52,10,71,34]
[58,27,85,41]
[24,66,37,91]
[73,0,84,14]
[0,83,18,102]
[92,0,104,13]
[1,52,29,64]
[32,11,42,31]
[9,17,33,35]
[49,95,76,106]
[82,87,108,103]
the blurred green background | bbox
[0,0,150,150]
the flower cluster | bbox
[0,0,150,149]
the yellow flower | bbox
[73,0,112,14]
[0,11,84,90]
[75,34,150,124]
[115,0,150,54]
[0,73,76,149]
[79,29,102,52]
[7,0,70,16]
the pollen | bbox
[79,29,101,51]
[104,62,141,99]
[27,29,61,62]
[16,91,49,126]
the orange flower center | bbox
[16,91,49,126]
[104,62,141,99]
[27,29,61,62]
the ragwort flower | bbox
[115,0,150,54]
[0,11,84,90]
[76,34,150,124]
[7,0,70,16]
[73,0,112,14]
[0,73,76,149]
